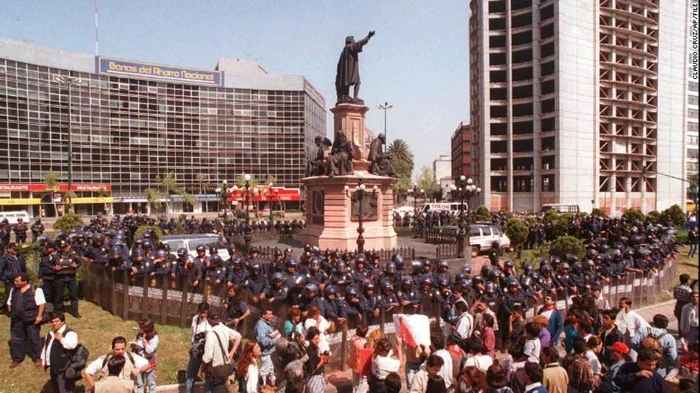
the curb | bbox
[635,299,676,312]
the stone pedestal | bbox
[331,104,370,161]
[302,102,397,252]
[301,173,398,252]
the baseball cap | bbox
[612,342,629,355]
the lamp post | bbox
[265,182,279,222]
[449,176,481,258]
[215,179,229,220]
[345,180,378,254]
[55,75,83,213]
[409,183,425,237]
[240,174,258,252]
[377,102,393,152]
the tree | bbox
[416,166,437,200]
[646,210,661,225]
[263,175,278,186]
[96,188,109,198]
[145,188,162,215]
[621,208,645,224]
[195,173,208,195]
[504,218,528,256]
[591,208,608,218]
[54,212,83,233]
[550,235,585,260]
[388,139,415,201]
[43,170,60,217]
[660,204,686,228]
[157,172,196,213]
[474,205,492,222]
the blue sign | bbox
[96,57,224,86]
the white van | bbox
[540,204,580,214]
[420,202,466,214]
[0,211,31,225]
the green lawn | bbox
[0,301,191,393]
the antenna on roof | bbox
[94,0,99,56]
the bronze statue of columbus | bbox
[335,30,375,104]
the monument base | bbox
[301,171,397,252]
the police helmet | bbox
[420,277,432,286]
[438,277,449,287]
[364,282,376,291]
[542,265,553,274]
[402,277,413,287]
[232,256,243,266]
[385,262,396,274]
[177,248,188,258]
[305,283,319,294]
[504,260,515,269]
[210,255,223,266]
[438,260,449,269]
[196,245,206,253]
[461,265,472,275]
[335,260,347,273]
[485,281,496,294]
[155,249,167,259]
[472,275,484,285]
[356,254,367,264]
[573,262,583,272]
[346,285,359,297]
[272,272,284,282]
[381,280,394,290]
[506,277,519,288]
[132,248,145,258]
[111,245,122,257]
[561,262,571,270]
[286,259,298,268]
[274,248,283,257]
[325,286,338,297]
[521,276,532,289]
[523,263,533,275]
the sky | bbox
[0,0,470,174]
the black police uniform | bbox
[13,221,29,244]
[53,250,82,316]
[0,251,27,308]
[9,285,42,364]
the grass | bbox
[0,301,191,393]
[672,245,698,287]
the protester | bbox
[201,310,242,393]
[83,336,150,389]
[305,326,328,393]
[349,323,370,393]
[253,307,278,387]
[41,312,80,393]
[541,347,568,393]
[237,340,262,393]
[614,348,667,393]
[186,302,211,393]
[94,355,135,393]
[131,318,159,393]
[7,272,45,368]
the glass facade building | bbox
[0,39,326,213]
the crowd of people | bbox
[0,212,698,393]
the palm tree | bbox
[43,170,60,217]
[145,188,162,215]
[158,172,196,214]
[196,173,208,195]
[388,139,415,203]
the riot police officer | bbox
[397,277,420,314]
[53,240,82,318]
[243,262,269,304]
[30,218,45,243]
[12,217,28,245]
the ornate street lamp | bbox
[215,179,229,219]
[449,176,481,258]
[239,174,258,252]
[409,183,425,237]
[265,182,280,222]
[345,180,378,254]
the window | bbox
[689,149,699,159]
[689,122,699,132]
[690,95,699,106]
[690,81,699,92]
[690,109,699,119]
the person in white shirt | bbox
[185,302,212,393]
[455,302,474,340]
[680,290,699,349]
[370,336,403,393]
[464,338,493,373]
[84,336,150,389]
[7,272,46,368]
[425,333,454,389]
[201,311,242,392]
[41,312,79,393]
[592,285,610,310]
[523,322,542,364]
[615,297,650,349]
[584,336,603,379]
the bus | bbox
[540,204,580,214]
[420,202,466,214]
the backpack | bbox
[567,355,594,392]
[648,331,672,358]
[97,351,136,381]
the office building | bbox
[469,0,687,215]
[450,121,472,180]
[685,1,698,208]
[0,38,325,215]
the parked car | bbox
[0,210,31,225]
[469,224,511,255]
[161,234,231,261]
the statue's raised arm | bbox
[335,31,376,104]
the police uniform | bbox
[53,247,83,317]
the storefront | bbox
[0,183,113,217]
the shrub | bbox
[542,209,559,227]
[591,208,607,218]
[53,212,84,233]
[549,235,585,260]
[660,204,686,228]
[621,208,645,224]
[646,210,661,225]
[134,226,163,243]
[504,218,528,248]
[474,205,492,222]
